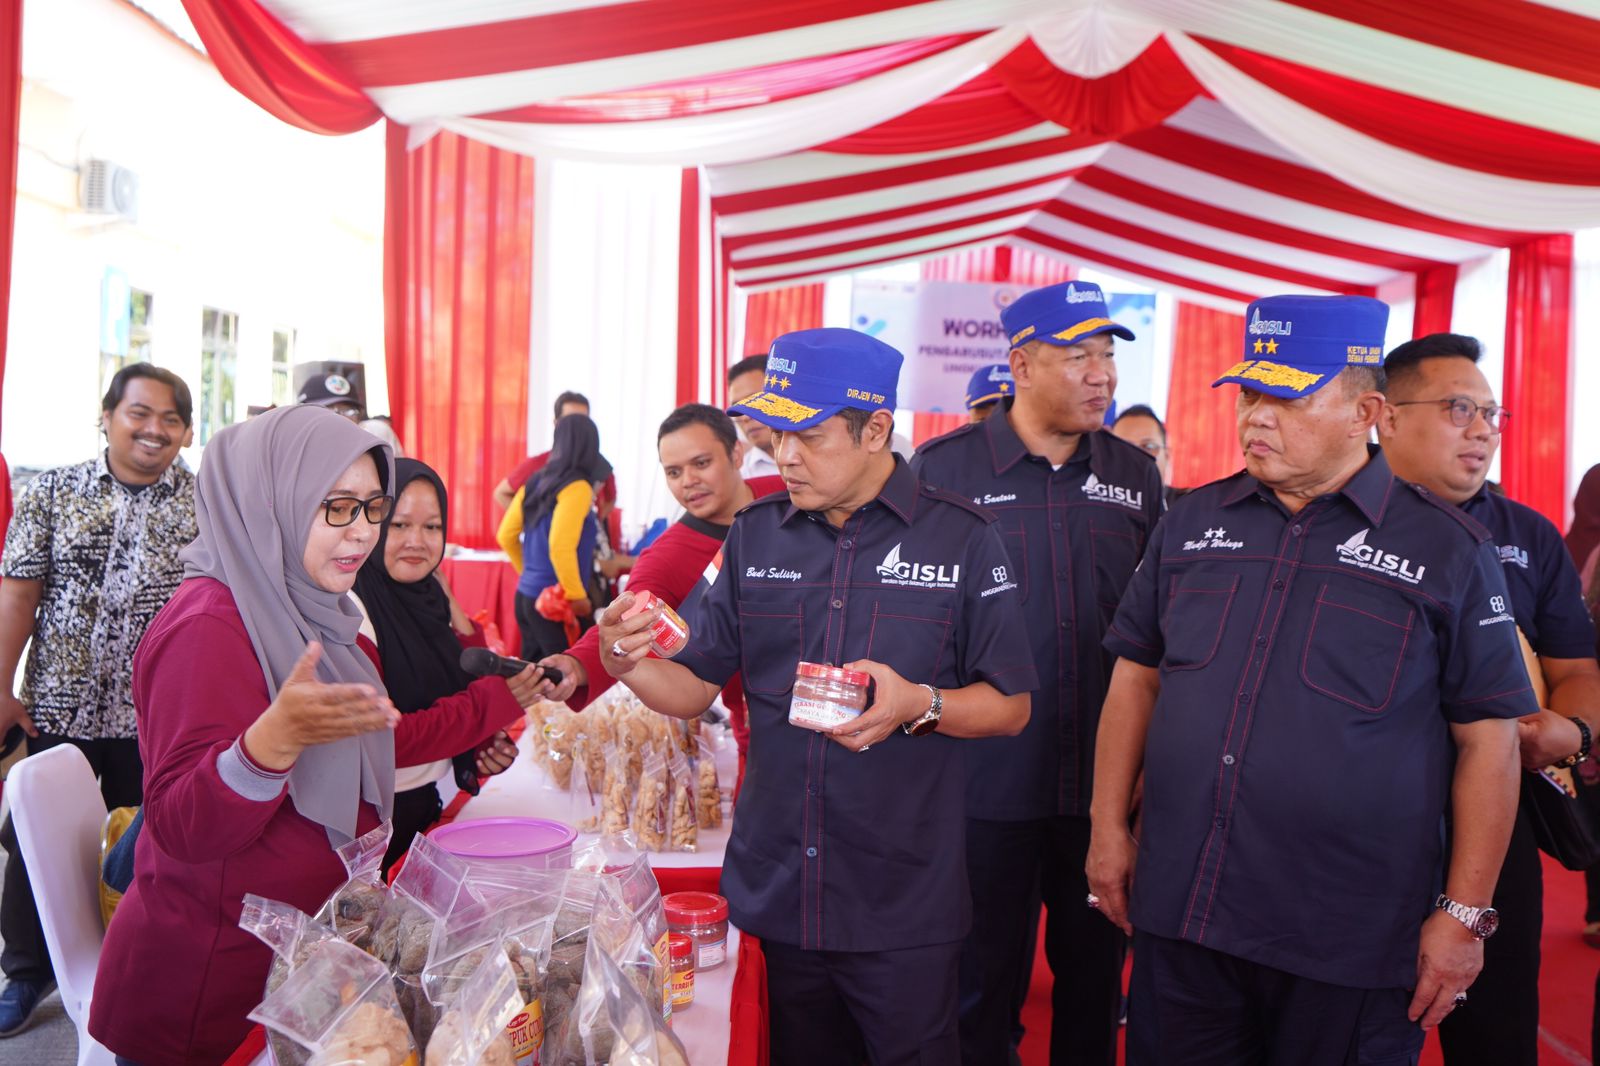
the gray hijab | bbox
[182,404,396,845]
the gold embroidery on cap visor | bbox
[968,391,1008,408]
[1009,325,1037,346]
[1052,317,1116,344]
[1216,360,1326,394]
[735,391,825,424]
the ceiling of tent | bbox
[258,0,1600,311]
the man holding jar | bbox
[594,327,1037,1066]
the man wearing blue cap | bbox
[914,280,1164,1066]
[593,327,1039,1066]
[1086,295,1530,1064]
[965,363,1015,424]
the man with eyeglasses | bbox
[0,364,198,1035]
[1378,332,1600,1066]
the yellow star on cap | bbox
[777,377,791,391]
[1252,339,1265,354]
[999,383,1011,393]
[1265,339,1279,355]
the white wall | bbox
[5,0,384,472]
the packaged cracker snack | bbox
[369,834,478,1047]
[250,939,419,1066]
[424,950,525,1066]
[314,821,393,952]
[631,747,669,853]
[238,895,341,1066]
[665,749,697,854]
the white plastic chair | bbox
[9,744,117,1066]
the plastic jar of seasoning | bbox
[788,662,871,732]
[668,933,696,1010]
[620,590,692,657]
[663,891,730,971]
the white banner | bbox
[851,278,1159,415]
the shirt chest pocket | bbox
[1161,571,1240,671]
[738,601,805,696]
[1090,519,1141,620]
[1300,581,1416,714]
[866,597,954,685]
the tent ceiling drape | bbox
[236,0,1600,312]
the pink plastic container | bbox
[428,817,578,870]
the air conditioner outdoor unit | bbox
[80,160,139,223]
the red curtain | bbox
[1,0,20,438]
[385,125,535,549]
[1412,263,1457,338]
[741,283,824,355]
[1502,234,1574,527]
[677,168,700,406]
[1167,302,1246,489]
[179,0,379,134]
[993,37,1201,141]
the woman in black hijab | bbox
[352,458,523,870]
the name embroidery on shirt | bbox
[1081,473,1143,512]
[745,567,803,581]
[875,543,961,589]
[1181,527,1245,552]
[974,493,1018,505]
[1498,544,1529,570]
[1334,528,1426,585]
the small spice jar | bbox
[788,662,871,732]
[668,933,696,1010]
[663,891,730,971]
[620,590,692,657]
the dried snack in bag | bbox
[250,939,419,1066]
[569,732,601,833]
[592,880,669,1025]
[600,743,632,838]
[631,747,668,852]
[369,833,477,1048]
[694,734,722,830]
[543,708,577,789]
[239,895,340,1066]
[313,821,392,952]
[575,938,690,1066]
[666,750,697,854]
[424,950,524,1066]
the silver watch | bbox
[903,684,942,736]
[1435,894,1499,940]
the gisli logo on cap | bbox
[325,375,352,396]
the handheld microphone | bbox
[459,647,564,686]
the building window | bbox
[199,308,239,446]
[271,329,296,406]
[98,285,154,397]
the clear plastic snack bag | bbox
[631,746,669,852]
[600,742,633,838]
[694,733,722,829]
[239,895,341,1066]
[543,708,577,790]
[592,880,669,1026]
[369,833,478,1048]
[665,749,697,854]
[424,950,525,1066]
[249,938,419,1066]
[314,821,393,952]
[575,937,689,1066]
[425,892,559,1066]
[569,731,601,834]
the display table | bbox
[438,550,521,655]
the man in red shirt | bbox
[492,391,618,513]
[533,404,781,780]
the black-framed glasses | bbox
[1391,398,1511,433]
[320,494,394,527]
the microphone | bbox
[460,647,564,686]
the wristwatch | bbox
[903,684,943,736]
[1557,716,1593,768]
[1435,894,1499,940]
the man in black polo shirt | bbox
[1088,295,1531,1065]
[914,280,1163,1066]
[595,327,1038,1066]
[1377,332,1600,1066]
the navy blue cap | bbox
[1212,295,1389,398]
[999,281,1135,350]
[728,327,902,431]
[966,364,1014,409]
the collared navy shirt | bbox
[912,406,1163,819]
[1461,485,1597,659]
[676,458,1037,952]
[1105,448,1536,989]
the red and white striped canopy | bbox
[256,0,1600,310]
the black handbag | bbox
[1522,767,1600,871]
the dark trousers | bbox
[381,783,444,877]
[958,815,1124,1066]
[1126,931,1423,1066]
[514,591,579,662]
[765,938,962,1066]
[1,733,143,983]
[1437,803,1542,1066]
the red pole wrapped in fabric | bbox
[1167,302,1247,490]
[1502,233,1575,527]
[1412,263,1458,339]
[742,283,825,355]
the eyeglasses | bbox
[1391,398,1511,433]
[320,494,395,527]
